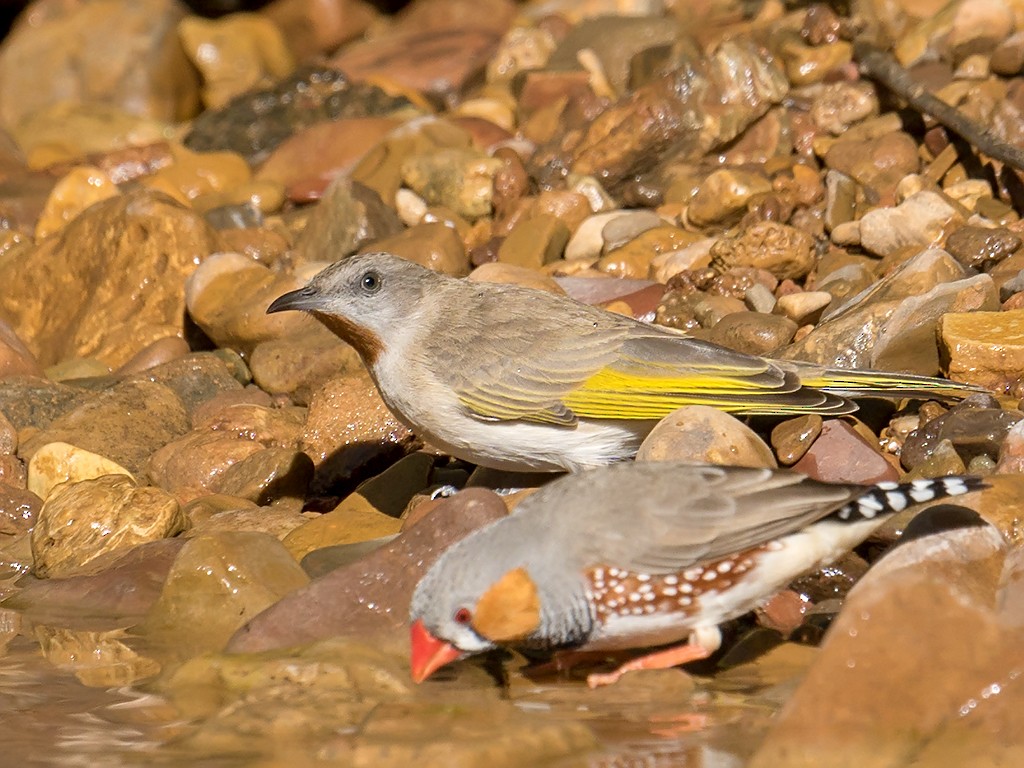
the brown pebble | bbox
[771,415,824,466]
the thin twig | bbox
[854,40,1024,174]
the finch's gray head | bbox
[266,252,445,362]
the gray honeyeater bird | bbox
[407,462,985,687]
[266,252,985,472]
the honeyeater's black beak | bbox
[266,285,318,314]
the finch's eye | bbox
[453,607,471,625]
[360,271,381,293]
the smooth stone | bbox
[34,166,120,239]
[497,214,570,270]
[126,352,247,421]
[939,308,1024,389]
[0,378,89,433]
[299,370,415,494]
[0,189,220,368]
[792,420,899,484]
[360,222,469,276]
[19,381,190,476]
[185,505,310,541]
[751,520,1014,768]
[781,37,852,86]
[115,336,191,376]
[945,225,1020,270]
[249,326,364,405]
[859,191,962,257]
[141,531,310,658]
[401,148,503,221]
[710,222,815,280]
[468,262,566,294]
[227,487,507,652]
[688,169,772,226]
[1,538,182,621]
[902,403,1022,470]
[775,291,832,325]
[355,452,435,519]
[209,448,314,506]
[258,117,400,191]
[27,441,134,501]
[706,311,798,356]
[636,405,777,468]
[598,226,702,280]
[0,320,43,380]
[182,493,258,528]
[294,178,403,263]
[810,82,879,135]
[600,210,664,252]
[299,537,398,578]
[823,131,919,206]
[0,0,198,130]
[148,430,267,504]
[31,475,185,579]
[650,238,716,284]
[564,212,635,261]
[178,13,294,109]
[0,483,40,537]
[771,415,824,466]
[283,492,403,561]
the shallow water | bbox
[0,607,805,767]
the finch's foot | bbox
[585,626,722,689]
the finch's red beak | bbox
[410,619,463,683]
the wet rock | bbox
[185,505,309,541]
[31,475,185,579]
[142,531,309,658]
[142,144,251,206]
[0,190,221,368]
[256,117,401,192]
[127,353,246,422]
[27,442,134,501]
[710,222,815,281]
[35,625,160,687]
[944,225,1020,271]
[468,262,566,293]
[688,169,772,226]
[599,226,701,279]
[0,0,199,130]
[823,131,918,206]
[361,222,469,276]
[116,337,191,376]
[565,211,637,262]
[707,311,798,356]
[497,215,570,270]
[991,30,1024,75]
[179,13,294,110]
[20,381,189,476]
[857,191,962,257]
[751,519,1014,768]
[249,327,364,404]
[283,492,403,561]
[533,40,788,192]
[0,320,43,379]
[294,178,403,263]
[636,405,777,468]
[185,65,411,165]
[0,483,40,537]
[809,82,879,135]
[300,370,416,494]
[0,410,16,455]
[939,308,1024,389]
[228,487,506,652]
[792,419,899,484]
[3,538,182,621]
[148,430,266,504]
[0,378,88,432]
[997,419,1024,474]
[785,249,997,373]
[487,25,556,84]
[209,448,313,506]
[599,211,663,252]
[771,415,823,466]
[185,254,312,354]
[330,0,514,100]
[34,166,120,240]
[262,0,379,59]
[401,149,502,221]
[902,403,1022,470]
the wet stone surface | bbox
[0,0,1023,765]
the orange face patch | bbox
[471,567,541,642]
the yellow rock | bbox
[599,225,704,279]
[35,166,121,239]
[27,441,134,500]
[178,13,294,109]
[283,493,402,561]
[142,143,251,202]
[31,475,185,578]
[939,308,1024,389]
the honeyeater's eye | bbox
[360,271,381,293]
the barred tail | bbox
[834,476,987,523]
